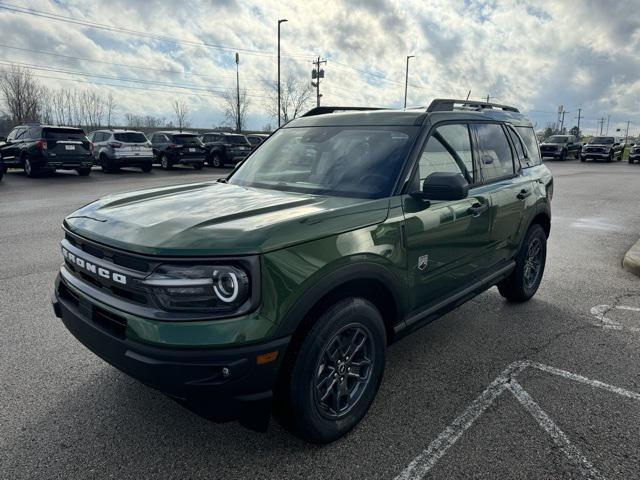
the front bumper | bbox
[582,151,612,160]
[52,274,289,417]
[540,150,563,158]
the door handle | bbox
[467,202,489,217]
[517,188,531,200]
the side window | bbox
[474,124,514,181]
[7,129,18,141]
[515,126,542,167]
[506,126,526,167]
[418,124,474,184]
[14,128,26,140]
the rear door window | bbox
[473,123,515,182]
[515,126,542,167]
[506,126,526,168]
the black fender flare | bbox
[273,261,406,338]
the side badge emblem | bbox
[418,254,429,271]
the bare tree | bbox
[0,65,43,123]
[172,98,190,132]
[105,93,116,128]
[221,88,250,132]
[265,73,313,124]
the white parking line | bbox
[590,304,640,332]
[394,361,640,480]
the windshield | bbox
[43,128,86,141]
[114,132,148,143]
[546,136,568,143]
[225,135,250,145]
[589,137,614,144]
[172,134,202,145]
[229,126,418,199]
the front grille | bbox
[63,230,152,306]
[585,147,604,153]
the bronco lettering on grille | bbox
[62,247,127,285]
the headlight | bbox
[142,264,251,313]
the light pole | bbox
[404,55,414,109]
[235,53,241,133]
[278,18,288,127]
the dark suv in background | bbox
[89,130,153,173]
[150,131,206,170]
[201,132,252,167]
[581,136,624,162]
[539,134,582,161]
[246,133,269,150]
[0,124,93,177]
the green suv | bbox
[52,99,552,443]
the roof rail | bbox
[427,98,520,113]
[302,106,388,117]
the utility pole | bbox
[277,18,288,128]
[598,117,605,135]
[575,108,582,135]
[486,94,491,103]
[606,114,610,134]
[311,57,327,108]
[559,110,567,132]
[404,55,414,109]
[625,120,630,143]
[235,52,241,133]
[466,90,471,100]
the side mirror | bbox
[418,172,469,201]
[481,154,494,165]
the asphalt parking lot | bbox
[1,159,639,479]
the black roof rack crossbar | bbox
[302,106,388,117]
[427,98,520,113]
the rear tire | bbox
[23,156,38,178]
[141,163,153,172]
[560,150,567,161]
[101,154,118,173]
[77,167,91,176]
[211,153,223,168]
[279,298,386,444]
[498,224,547,303]
[160,154,172,170]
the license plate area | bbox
[65,145,75,151]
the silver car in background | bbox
[89,129,153,173]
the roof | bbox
[16,124,84,130]
[201,131,246,136]
[153,130,199,135]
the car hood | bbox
[64,181,390,256]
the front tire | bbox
[498,224,547,302]
[281,298,386,444]
[193,162,204,170]
[77,167,91,176]
[141,162,153,172]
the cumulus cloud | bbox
[0,0,638,134]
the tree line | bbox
[1,65,315,135]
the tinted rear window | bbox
[44,128,86,141]
[172,135,201,145]
[225,135,250,145]
[114,132,148,143]
[247,136,262,145]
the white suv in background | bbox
[89,129,153,173]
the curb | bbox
[623,239,640,277]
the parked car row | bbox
[539,134,627,163]
[0,123,271,179]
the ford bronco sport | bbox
[52,99,552,443]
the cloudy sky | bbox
[0,0,638,134]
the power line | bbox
[0,43,241,81]
[0,2,313,60]
[0,59,268,97]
